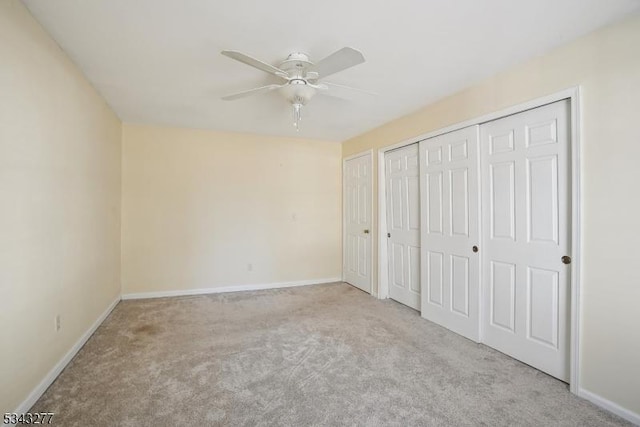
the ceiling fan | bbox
[220,47,370,130]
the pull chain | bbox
[293,103,302,131]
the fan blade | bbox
[221,50,287,78]
[321,81,377,98]
[308,47,365,79]
[222,84,283,101]
[307,83,329,90]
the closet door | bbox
[420,126,481,342]
[385,144,420,310]
[480,100,571,381]
[344,153,373,293]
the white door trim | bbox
[377,87,582,393]
[342,149,374,294]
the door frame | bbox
[342,149,374,294]
[377,87,582,393]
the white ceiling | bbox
[22,0,639,141]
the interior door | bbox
[344,153,372,293]
[420,126,481,342]
[480,100,570,381]
[385,144,420,310]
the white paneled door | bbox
[344,153,372,293]
[419,126,481,341]
[385,144,420,310]
[480,100,571,381]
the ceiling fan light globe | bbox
[279,83,317,105]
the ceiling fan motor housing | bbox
[279,52,312,73]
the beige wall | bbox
[343,13,640,416]
[0,0,122,413]
[121,124,341,294]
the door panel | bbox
[490,162,516,240]
[528,156,559,243]
[426,172,443,234]
[385,144,420,310]
[427,251,444,306]
[344,153,372,293]
[480,100,570,381]
[450,168,469,236]
[490,260,516,332]
[409,246,420,292]
[451,254,469,316]
[420,126,480,341]
[392,243,404,287]
[408,176,420,230]
[528,267,559,348]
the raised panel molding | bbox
[409,246,420,293]
[490,161,515,240]
[358,183,368,223]
[407,153,419,170]
[449,139,469,161]
[358,236,367,276]
[451,255,470,316]
[427,172,444,234]
[450,168,469,236]
[490,130,514,154]
[528,267,560,348]
[427,147,442,165]
[526,119,558,147]
[389,157,403,173]
[490,261,516,332]
[428,251,444,306]
[391,177,404,229]
[392,243,404,287]
[408,176,420,230]
[348,235,357,273]
[527,155,559,244]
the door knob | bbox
[472,246,479,253]
[363,229,370,234]
[562,255,571,265]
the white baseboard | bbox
[578,387,640,425]
[121,277,343,300]
[14,295,121,414]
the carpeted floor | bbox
[32,282,629,426]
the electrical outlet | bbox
[248,263,253,272]
[55,315,61,332]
